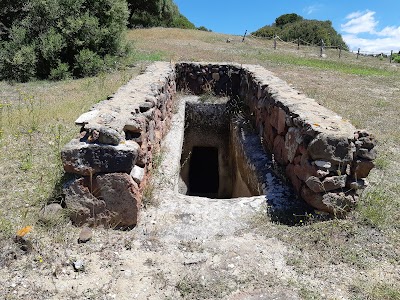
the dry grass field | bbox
[0,28,399,299]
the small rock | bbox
[78,226,93,244]
[357,148,377,160]
[73,260,85,272]
[130,165,145,184]
[39,203,63,224]
[314,160,331,169]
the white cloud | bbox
[341,10,377,34]
[303,4,322,15]
[341,10,400,53]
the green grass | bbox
[256,52,395,76]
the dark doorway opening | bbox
[189,146,219,197]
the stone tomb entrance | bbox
[179,102,234,199]
[61,62,376,228]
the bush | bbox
[0,0,129,81]
[252,13,349,50]
[49,62,71,81]
[392,54,400,63]
[74,49,103,77]
[127,0,195,29]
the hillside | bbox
[252,13,348,50]
[0,28,399,299]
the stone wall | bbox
[61,61,376,228]
[61,62,176,228]
[176,62,376,214]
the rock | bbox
[347,178,369,190]
[353,159,375,178]
[270,106,286,135]
[73,260,85,272]
[75,110,99,125]
[284,128,302,163]
[322,192,357,213]
[64,173,141,228]
[357,136,376,150]
[307,133,354,163]
[61,139,139,176]
[139,102,153,112]
[78,226,93,244]
[300,186,331,212]
[357,148,377,160]
[305,176,324,193]
[84,125,123,145]
[212,73,220,81]
[286,164,302,192]
[39,203,63,223]
[314,160,331,169]
[305,175,347,193]
[130,165,145,184]
[273,135,286,164]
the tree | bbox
[0,0,129,81]
[252,13,348,50]
[126,0,195,29]
[0,0,28,41]
[275,13,303,28]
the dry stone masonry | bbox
[61,62,376,228]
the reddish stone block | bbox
[64,173,140,228]
[270,106,287,135]
[353,159,375,178]
[273,135,286,165]
[300,186,331,212]
[286,164,302,193]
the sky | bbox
[174,0,400,54]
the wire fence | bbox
[241,33,399,63]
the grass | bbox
[0,27,399,299]
[256,52,395,76]
[0,66,144,239]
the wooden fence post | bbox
[357,48,360,59]
[242,30,247,42]
[320,39,325,57]
[297,37,300,50]
[390,50,393,63]
[274,35,277,50]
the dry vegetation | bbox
[0,28,399,299]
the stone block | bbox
[353,159,375,178]
[321,191,357,213]
[83,125,123,146]
[131,165,145,184]
[273,135,287,165]
[357,148,377,160]
[270,106,287,135]
[305,175,347,193]
[286,164,302,193]
[285,127,302,163]
[300,186,330,212]
[307,133,355,163]
[61,139,139,176]
[64,173,140,228]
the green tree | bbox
[0,0,28,41]
[0,0,129,81]
[275,13,303,28]
[252,13,348,50]
[127,0,195,29]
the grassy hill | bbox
[0,28,399,299]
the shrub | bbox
[127,0,195,29]
[0,0,129,81]
[392,54,400,63]
[49,62,71,81]
[74,49,103,77]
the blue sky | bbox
[174,0,400,54]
